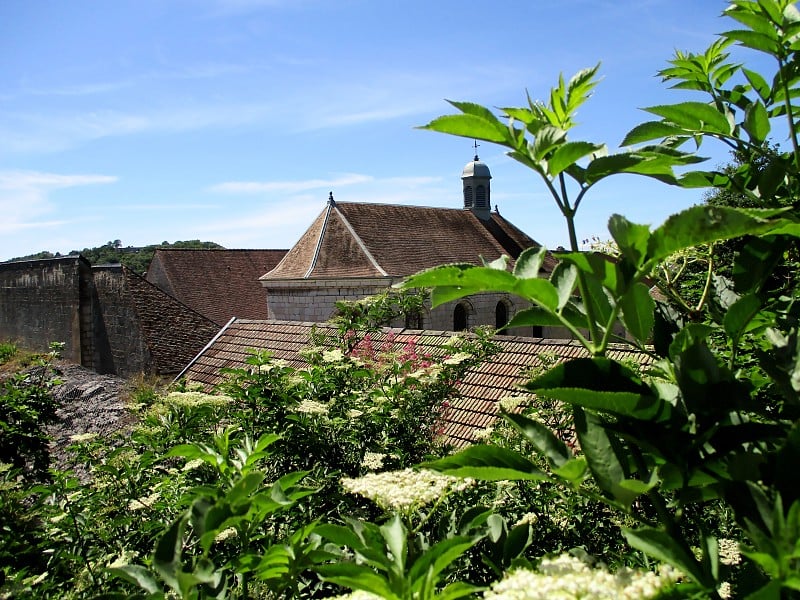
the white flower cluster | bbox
[128,491,160,511]
[322,348,345,363]
[513,512,539,528]
[163,391,232,408]
[214,527,238,543]
[69,432,98,443]
[182,458,206,472]
[718,538,741,566]
[361,452,385,470]
[340,468,474,511]
[498,396,527,412]
[484,554,682,600]
[296,399,329,415]
[443,352,473,365]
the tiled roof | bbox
[147,249,287,325]
[261,202,556,281]
[120,267,222,374]
[179,319,651,447]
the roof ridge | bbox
[333,204,388,277]
[304,202,334,278]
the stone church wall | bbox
[266,280,565,337]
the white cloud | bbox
[0,170,117,234]
[209,173,374,194]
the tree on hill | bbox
[8,240,224,275]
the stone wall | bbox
[0,257,220,376]
[265,277,565,338]
[0,256,89,363]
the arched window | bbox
[463,185,473,208]
[495,301,508,334]
[453,304,468,331]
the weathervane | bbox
[472,139,480,161]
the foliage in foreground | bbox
[5,1,800,598]
[402,1,800,597]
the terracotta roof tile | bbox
[261,202,553,281]
[147,249,287,325]
[178,320,651,448]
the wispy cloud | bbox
[209,173,374,194]
[0,170,117,234]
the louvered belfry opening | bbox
[464,185,473,208]
[476,184,487,209]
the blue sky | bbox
[0,0,777,261]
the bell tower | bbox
[461,143,491,220]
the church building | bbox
[259,155,559,336]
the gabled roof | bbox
[146,249,287,325]
[179,319,650,447]
[261,202,555,281]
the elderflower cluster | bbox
[340,468,474,511]
[214,527,238,543]
[128,491,160,511]
[443,352,473,365]
[498,396,527,412]
[360,452,385,471]
[69,432,99,443]
[322,348,345,363]
[296,399,329,415]
[484,554,682,600]
[163,391,232,408]
[718,538,742,566]
[182,458,205,472]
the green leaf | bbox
[107,565,161,594]
[423,445,549,481]
[504,412,571,468]
[624,527,710,586]
[513,246,547,279]
[550,262,578,310]
[420,114,509,144]
[621,121,688,146]
[551,457,588,484]
[646,205,781,267]
[722,29,780,55]
[380,515,407,573]
[437,582,484,600]
[744,100,771,143]
[153,515,187,593]
[408,536,479,591]
[316,563,399,599]
[608,214,650,268]
[559,251,619,296]
[619,282,655,344]
[743,67,772,102]
[547,141,604,176]
[723,293,762,341]
[644,101,734,135]
[574,408,639,506]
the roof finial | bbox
[473,139,480,161]
[328,191,335,205]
